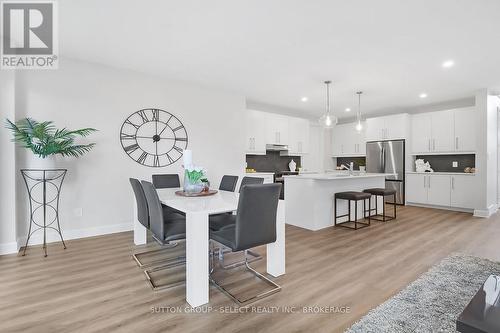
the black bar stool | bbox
[334,191,371,230]
[363,188,397,222]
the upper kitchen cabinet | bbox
[454,107,476,152]
[410,107,476,154]
[265,113,289,145]
[365,114,409,141]
[288,117,310,155]
[245,109,267,155]
[331,122,366,156]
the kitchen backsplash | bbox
[336,157,366,171]
[415,154,475,173]
[246,151,301,172]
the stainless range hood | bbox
[266,144,289,151]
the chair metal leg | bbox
[210,250,281,306]
[383,195,386,222]
[132,242,181,268]
[354,200,358,230]
[216,245,261,270]
[394,193,397,219]
[144,259,186,291]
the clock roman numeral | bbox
[166,153,174,164]
[176,137,187,142]
[153,155,160,167]
[172,125,184,132]
[138,110,149,123]
[173,146,183,154]
[120,133,136,140]
[137,152,148,164]
[125,119,140,129]
[124,143,140,154]
[151,109,159,121]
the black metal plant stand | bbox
[21,169,67,257]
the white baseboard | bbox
[406,202,474,214]
[14,222,133,252]
[474,204,498,218]
[0,242,18,255]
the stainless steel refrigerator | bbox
[366,139,405,205]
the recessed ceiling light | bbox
[301,97,308,102]
[345,108,351,112]
[442,60,455,68]
[419,93,428,99]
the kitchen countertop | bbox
[245,172,275,175]
[407,171,476,176]
[284,173,393,180]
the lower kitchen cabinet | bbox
[406,173,476,210]
[426,174,451,207]
[450,175,477,209]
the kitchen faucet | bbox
[340,162,354,175]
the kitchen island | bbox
[284,173,391,230]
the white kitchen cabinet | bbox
[406,174,427,204]
[407,173,451,207]
[431,110,454,152]
[288,117,310,155]
[266,113,289,145]
[454,108,476,152]
[427,174,451,207]
[365,114,409,141]
[331,122,366,156]
[411,113,432,153]
[245,109,267,154]
[410,107,476,154]
[407,173,476,210]
[365,117,386,141]
[451,175,476,209]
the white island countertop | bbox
[284,172,394,180]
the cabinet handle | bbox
[455,137,459,150]
[428,176,430,188]
[384,129,388,139]
[433,139,435,151]
[424,176,426,188]
[428,139,431,151]
[452,177,455,190]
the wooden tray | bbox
[175,190,218,197]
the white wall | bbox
[0,71,17,254]
[474,89,499,217]
[10,58,246,250]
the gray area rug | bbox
[346,254,500,333]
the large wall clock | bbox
[120,108,188,167]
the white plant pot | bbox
[25,155,58,170]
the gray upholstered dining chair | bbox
[219,175,239,192]
[238,176,264,192]
[209,183,282,305]
[139,180,187,291]
[152,174,180,189]
[130,178,184,268]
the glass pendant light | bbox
[355,91,363,132]
[319,81,337,129]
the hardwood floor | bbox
[2,205,500,333]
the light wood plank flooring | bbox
[1,205,500,333]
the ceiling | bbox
[60,0,500,119]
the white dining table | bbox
[133,188,286,308]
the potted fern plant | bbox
[5,118,97,168]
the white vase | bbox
[25,155,57,170]
[289,159,297,172]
